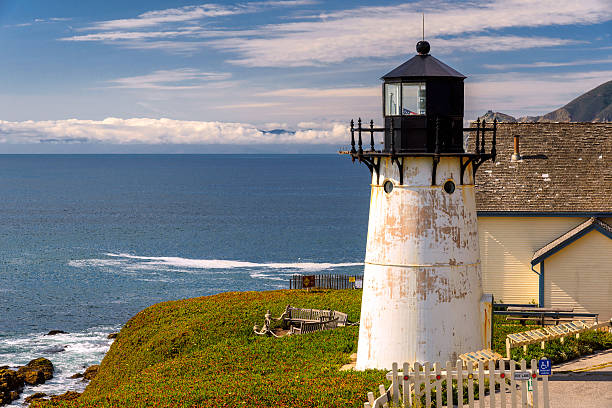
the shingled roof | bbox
[475,123,612,214]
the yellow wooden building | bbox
[475,123,612,321]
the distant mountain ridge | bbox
[481,80,612,123]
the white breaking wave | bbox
[0,326,118,407]
[105,253,362,272]
[68,253,362,283]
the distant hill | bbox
[480,111,517,123]
[480,80,612,123]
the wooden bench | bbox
[497,307,598,326]
[254,305,350,337]
[289,318,339,335]
[282,305,348,327]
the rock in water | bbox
[17,358,54,385]
[46,330,68,336]
[17,369,45,386]
[24,392,47,404]
[83,365,99,381]
[41,345,65,353]
[0,368,24,405]
[107,332,119,339]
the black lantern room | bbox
[343,40,497,186]
[382,41,465,153]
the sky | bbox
[0,0,610,153]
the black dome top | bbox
[416,40,430,55]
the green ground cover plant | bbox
[34,290,611,407]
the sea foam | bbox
[105,253,362,271]
[0,327,117,407]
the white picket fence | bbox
[365,359,550,408]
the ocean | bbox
[0,154,370,404]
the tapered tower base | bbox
[355,156,484,370]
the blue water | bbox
[1,154,370,333]
[0,154,370,402]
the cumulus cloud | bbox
[0,118,348,145]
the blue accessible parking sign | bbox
[538,358,552,375]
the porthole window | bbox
[383,180,394,194]
[443,180,456,194]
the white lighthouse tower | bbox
[345,41,496,370]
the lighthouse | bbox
[344,41,497,370]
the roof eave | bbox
[531,218,612,265]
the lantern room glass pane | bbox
[402,82,426,115]
[385,83,400,116]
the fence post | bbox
[414,362,422,408]
[367,391,375,408]
[424,362,432,408]
[531,359,539,408]
[456,360,464,408]
[488,360,496,408]
[478,361,485,408]
[434,362,442,408]
[520,360,528,407]
[510,360,517,408]
[446,361,453,408]
[467,362,475,408]
[499,359,507,408]
[403,362,411,407]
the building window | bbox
[384,83,401,116]
[402,82,426,115]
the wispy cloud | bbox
[81,1,316,31]
[59,0,612,66]
[220,35,581,67]
[484,57,612,70]
[87,4,242,31]
[257,87,379,98]
[5,17,71,28]
[213,0,610,67]
[108,68,232,90]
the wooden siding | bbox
[544,230,612,321]
[477,217,589,303]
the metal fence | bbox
[288,274,363,290]
[366,359,550,408]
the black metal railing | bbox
[347,116,497,157]
[343,116,498,186]
[350,118,385,155]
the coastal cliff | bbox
[33,290,381,408]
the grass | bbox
[34,290,612,407]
